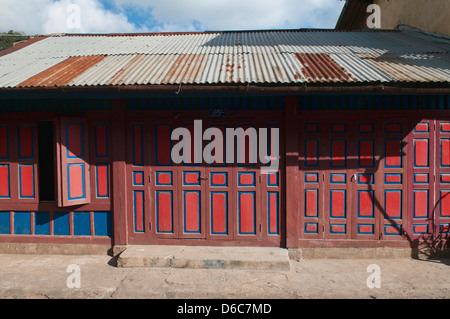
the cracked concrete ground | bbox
[0,254,448,299]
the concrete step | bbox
[117,245,291,270]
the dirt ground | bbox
[0,253,448,299]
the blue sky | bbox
[0,0,346,34]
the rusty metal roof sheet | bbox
[0,29,449,88]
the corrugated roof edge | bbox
[0,36,47,58]
[62,28,401,38]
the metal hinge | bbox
[149,222,152,230]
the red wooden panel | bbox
[0,165,9,197]
[19,125,33,158]
[19,165,34,198]
[331,140,346,167]
[305,190,318,217]
[358,224,373,234]
[386,123,402,133]
[135,172,143,185]
[239,192,255,234]
[332,174,346,183]
[358,174,373,184]
[441,123,450,133]
[96,164,108,197]
[442,174,450,183]
[440,224,449,233]
[359,124,373,133]
[184,172,199,185]
[414,139,428,167]
[330,190,345,218]
[441,139,450,167]
[414,174,428,183]
[133,125,143,166]
[415,123,429,132]
[211,192,227,234]
[385,225,401,235]
[331,124,346,132]
[386,174,402,183]
[59,117,90,207]
[359,140,374,167]
[305,173,318,183]
[239,173,254,186]
[385,191,401,219]
[211,173,226,186]
[414,191,428,218]
[269,173,278,186]
[134,191,144,232]
[184,191,200,233]
[385,140,401,167]
[67,124,82,158]
[305,123,318,132]
[156,125,171,166]
[441,191,450,217]
[330,224,345,233]
[268,192,278,234]
[157,191,173,233]
[157,172,172,185]
[413,225,428,234]
[0,126,8,158]
[68,164,84,199]
[305,223,318,233]
[305,139,318,166]
[95,124,108,157]
[358,191,373,217]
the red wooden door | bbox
[126,114,283,246]
[299,115,409,242]
[435,119,450,240]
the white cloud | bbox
[113,0,346,31]
[0,0,345,35]
[0,0,143,34]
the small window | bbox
[38,121,55,202]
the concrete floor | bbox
[0,252,448,299]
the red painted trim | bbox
[284,96,300,248]
[111,100,128,245]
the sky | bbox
[0,0,346,35]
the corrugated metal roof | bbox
[0,29,449,88]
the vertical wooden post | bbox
[111,99,128,247]
[285,96,300,248]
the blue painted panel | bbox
[34,212,50,236]
[14,212,31,235]
[73,212,91,236]
[0,212,10,234]
[94,212,112,237]
[53,212,70,236]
